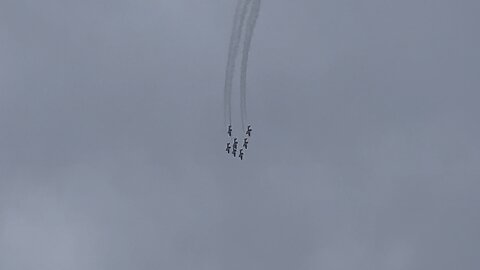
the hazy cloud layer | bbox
[1,1,479,269]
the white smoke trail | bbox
[224,0,251,127]
[240,0,261,131]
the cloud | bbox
[1,0,479,269]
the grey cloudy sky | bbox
[1,0,479,269]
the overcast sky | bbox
[1,0,479,269]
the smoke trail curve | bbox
[224,0,251,127]
[240,0,261,131]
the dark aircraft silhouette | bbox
[233,138,238,150]
[227,125,232,137]
[225,143,231,153]
[243,138,249,149]
[232,148,237,157]
[239,149,244,160]
[246,125,252,137]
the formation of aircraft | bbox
[224,125,253,160]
